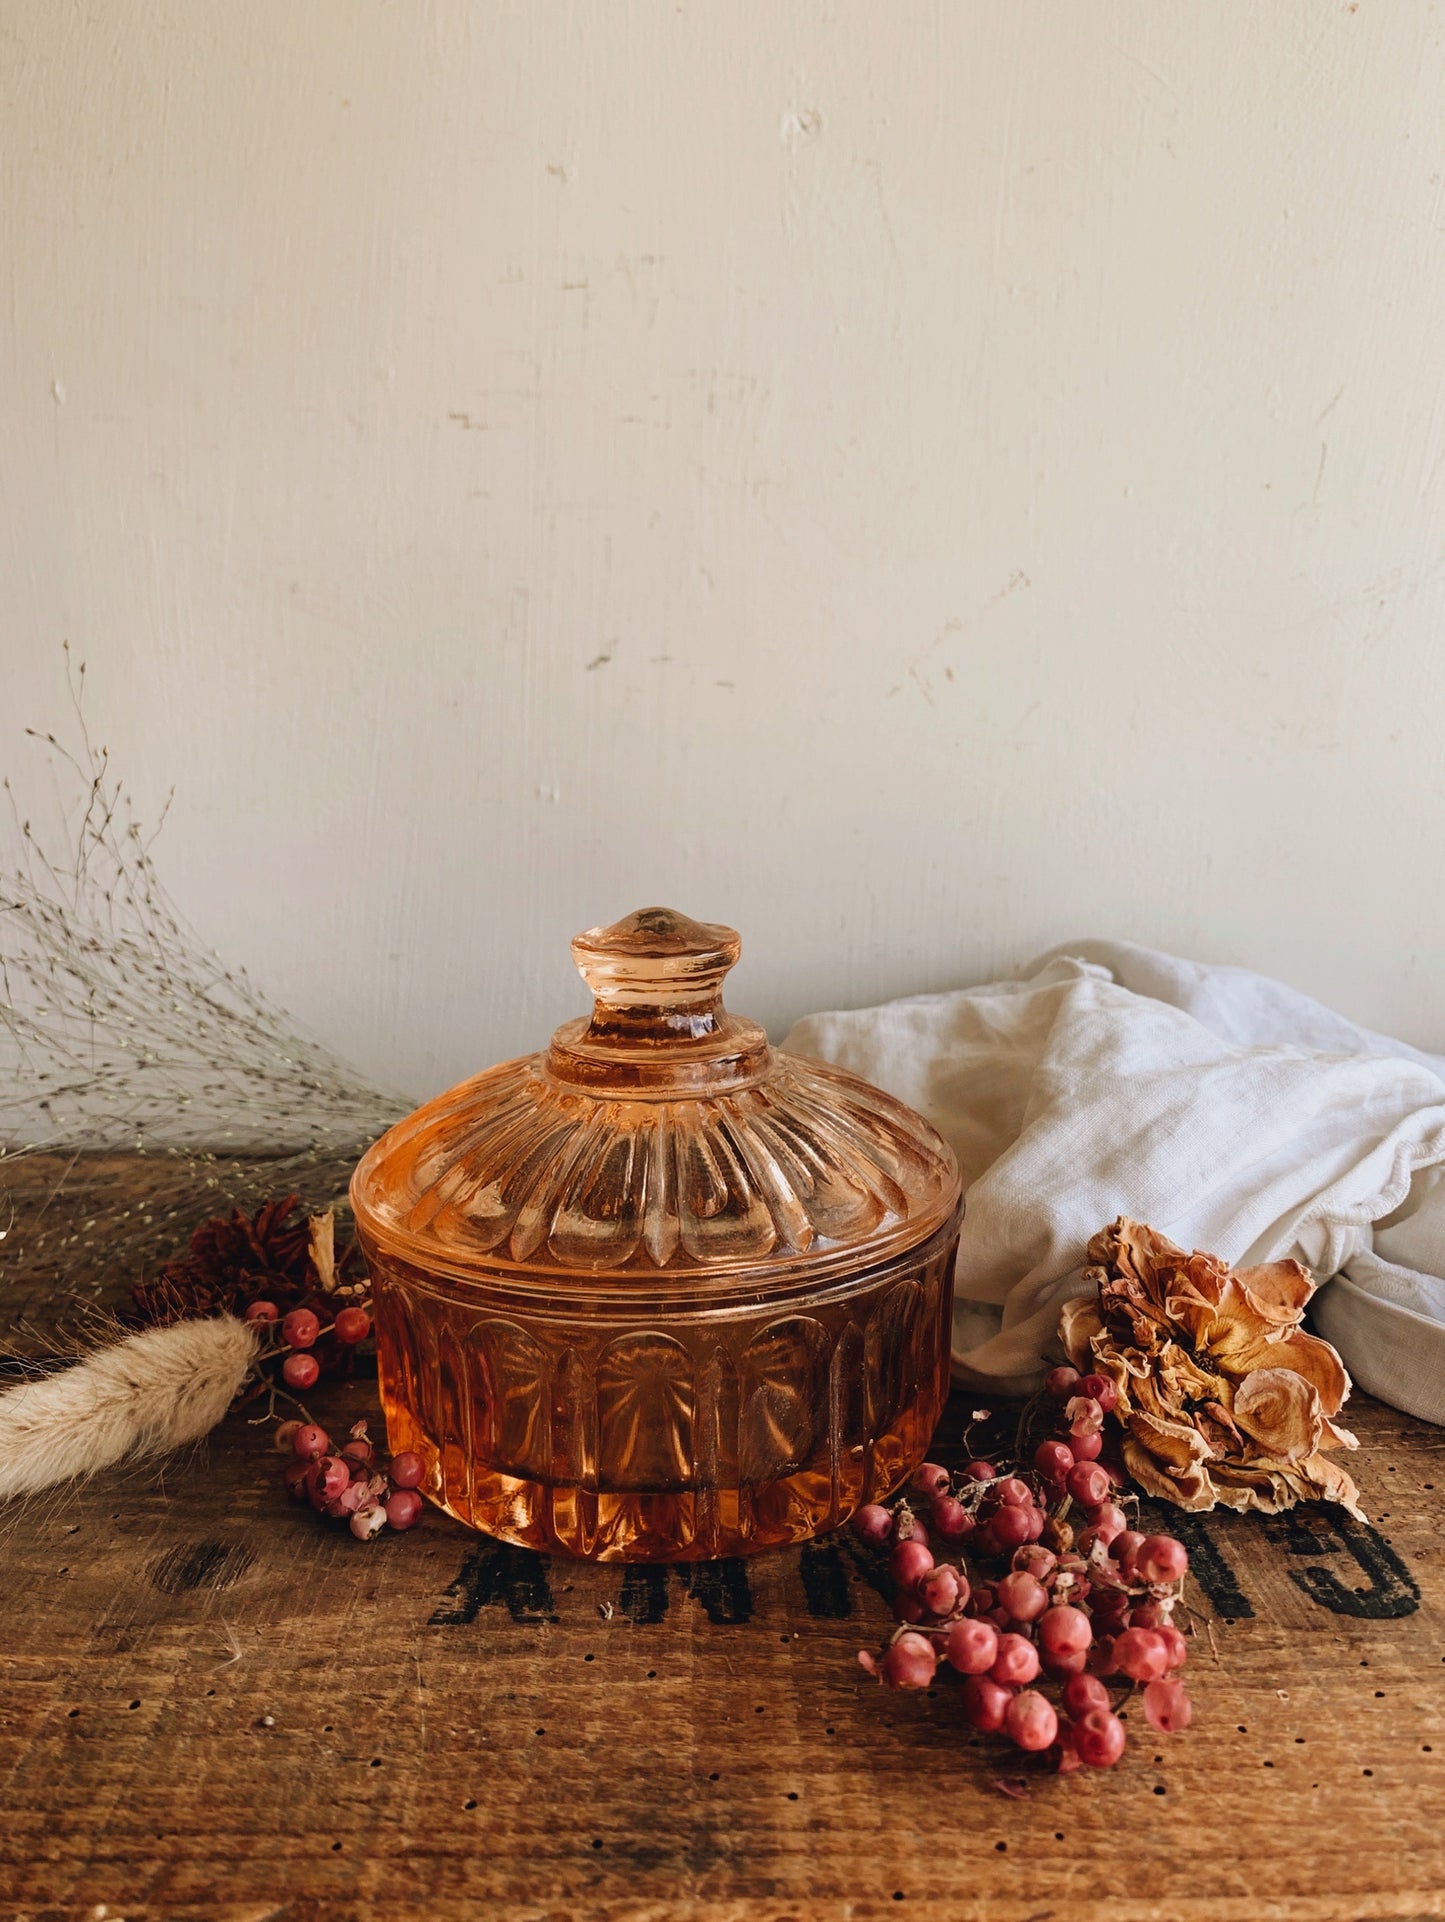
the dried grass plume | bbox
[0,1317,258,1502]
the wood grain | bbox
[1,1160,1443,1921]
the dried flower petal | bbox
[1230,1367,1321,1462]
[1063,1218,1364,1521]
[308,1209,338,1293]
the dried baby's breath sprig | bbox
[0,650,409,1311]
[1061,1217,1364,1520]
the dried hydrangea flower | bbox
[1060,1218,1364,1520]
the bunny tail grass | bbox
[0,1316,259,1501]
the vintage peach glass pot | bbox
[350,908,963,1561]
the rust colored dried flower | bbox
[1060,1218,1364,1520]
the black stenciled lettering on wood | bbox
[836,1533,892,1606]
[678,1558,753,1625]
[429,1541,559,1626]
[799,1539,853,1619]
[1163,1514,1255,1620]
[1264,1508,1342,1557]
[1274,1508,1420,1619]
[619,1565,671,1625]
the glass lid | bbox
[350,908,961,1286]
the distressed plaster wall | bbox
[4,1,1445,1101]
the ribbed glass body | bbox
[352,908,963,1561]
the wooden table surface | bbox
[2,1158,1444,1922]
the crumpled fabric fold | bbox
[783,940,1445,1423]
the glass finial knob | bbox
[571,907,740,1015]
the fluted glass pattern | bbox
[353,908,963,1560]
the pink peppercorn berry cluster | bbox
[243,1298,372,1392]
[852,1373,1193,1771]
[275,1416,425,1542]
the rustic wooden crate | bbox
[1,1157,1443,1921]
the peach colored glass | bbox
[351,908,963,1561]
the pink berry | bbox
[341,1438,374,1472]
[881,1632,938,1690]
[385,1488,423,1531]
[1134,1534,1189,1585]
[1143,1677,1192,1733]
[1021,1505,1046,1542]
[851,1503,893,1546]
[1044,1365,1080,1399]
[349,1504,387,1542]
[1085,1501,1128,1545]
[282,1459,312,1501]
[990,1633,1041,1688]
[1113,1529,1146,1576]
[1113,1626,1171,1683]
[930,1497,975,1542]
[1067,1427,1104,1461]
[1091,1589,1131,1634]
[961,1460,997,1483]
[996,1571,1048,1625]
[1038,1603,1093,1660]
[1062,1672,1111,1719]
[1041,1646,1088,1679]
[245,1299,280,1323]
[1034,1439,1075,1481]
[988,1504,1033,1550]
[291,1422,330,1460]
[1073,1707,1127,1767]
[910,1461,950,1498]
[1066,1462,1111,1508]
[389,1449,424,1490]
[334,1306,371,1344]
[962,1675,1014,1733]
[1130,1598,1170,1629]
[893,1510,928,1546]
[281,1308,320,1350]
[310,1455,350,1505]
[1012,1545,1058,1582]
[1088,1634,1118,1677]
[1005,1688,1059,1753]
[889,1539,935,1587]
[943,1618,999,1676]
[917,1564,964,1617]
[282,1352,320,1390]
[273,1420,301,1452]
[1078,1372,1118,1412]
[994,1476,1033,1508]
[1155,1624,1190,1670]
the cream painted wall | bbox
[4,1,1445,1105]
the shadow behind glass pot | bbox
[350,908,963,1561]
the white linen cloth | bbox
[783,941,1445,1424]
